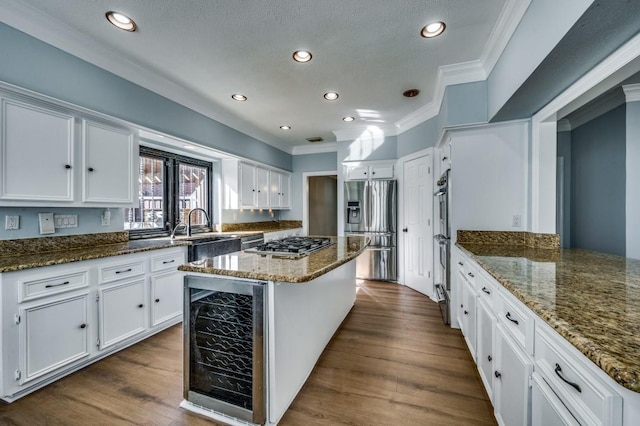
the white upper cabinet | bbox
[0,90,139,207]
[82,120,137,205]
[222,158,291,209]
[1,97,75,202]
[344,162,395,180]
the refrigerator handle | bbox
[364,181,371,230]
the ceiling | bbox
[1,0,528,153]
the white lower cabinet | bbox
[98,279,146,350]
[461,278,477,360]
[476,298,495,402]
[494,323,533,426]
[150,270,183,327]
[0,246,186,402]
[531,372,580,426]
[20,293,90,384]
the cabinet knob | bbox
[79,323,87,329]
[460,304,463,308]
[65,164,72,169]
[155,298,160,303]
[137,304,144,308]
[372,171,376,175]
[364,172,367,175]
[402,228,408,232]
[88,167,94,172]
[494,371,501,379]
[464,310,468,315]
[488,355,492,362]
[442,156,448,162]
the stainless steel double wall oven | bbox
[434,169,451,324]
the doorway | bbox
[304,173,338,236]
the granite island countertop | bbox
[179,236,368,283]
[458,242,640,393]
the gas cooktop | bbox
[245,236,333,257]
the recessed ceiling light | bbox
[343,116,355,122]
[231,94,247,101]
[106,11,137,32]
[421,21,445,38]
[280,125,292,130]
[403,89,420,98]
[324,92,339,101]
[292,50,312,63]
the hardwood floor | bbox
[0,280,495,425]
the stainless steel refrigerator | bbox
[344,180,397,281]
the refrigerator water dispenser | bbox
[347,201,361,224]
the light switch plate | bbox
[5,215,19,230]
[38,213,55,235]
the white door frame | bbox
[302,170,338,236]
[396,147,434,289]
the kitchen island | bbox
[178,236,368,426]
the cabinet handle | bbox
[442,156,448,162]
[137,304,144,308]
[115,268,132,274]
[482,287,491,295]
[162,259,175,264]
[494,371,501,379]
[65,164,72,169]
[155,298,160,303]
[505,311,519,325]
[79,324,87,329]
[460,304,463,308]
[402,228,408,233]
[488,355,492,362]
[88,167,94,172]
[468,272,474,278]
[555,363,582,393]
[464,310,468,315]
[458,261,463,266]
[45,281,70,288]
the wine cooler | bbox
[184,275,266,424]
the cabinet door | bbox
[269,171,282,208]
[347,166,369,180]
[531,372,580,426]
[1,98,74,202]
[256,167,270,208]
[150,270,183,327]
[20,294,89,384]
[98,279,146,350]
[477,298,496,402]
[462,280,477,360]
[239,163,256,207]
[494,324,533,426]
[370,164,393,179]
[82,120,136,204]
[280,173,290,208]
[456,269,466,330]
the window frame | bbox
[127,146,213,239]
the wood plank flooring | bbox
[0,280,495,425]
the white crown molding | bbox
[480,0,532,75]
[563,88,625,130]
[0,0,293,155]
[291,142,338,155]
[393,0,530,135]
[623,83,640,102]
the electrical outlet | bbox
[5,215,19,230]
[101,209,111,227]
[512,214,522,228]
[38,213,55,235]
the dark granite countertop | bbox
[179,236,368,283]
[458,242,640,393]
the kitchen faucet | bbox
[170,222,186,240]
[187,208,211,237]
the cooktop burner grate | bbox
[248,237,333,256]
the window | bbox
[125,147,212,236]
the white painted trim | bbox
[0,0,293,154]
[556,119,572,132]
[301,170,338,237]
[291,142,337,155]
[564,88,625,130]
[623,83,640,102]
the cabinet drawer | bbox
[476,273,495,308]
[535,326,622,426]
[497,291,534,355]
[99,260,145,283]
[19,270,88,302]
[150,251,185,273]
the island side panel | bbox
[268,260,356,424]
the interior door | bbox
[402,154,433,296]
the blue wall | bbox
[281,152,338,220]
[570,105,626,256]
